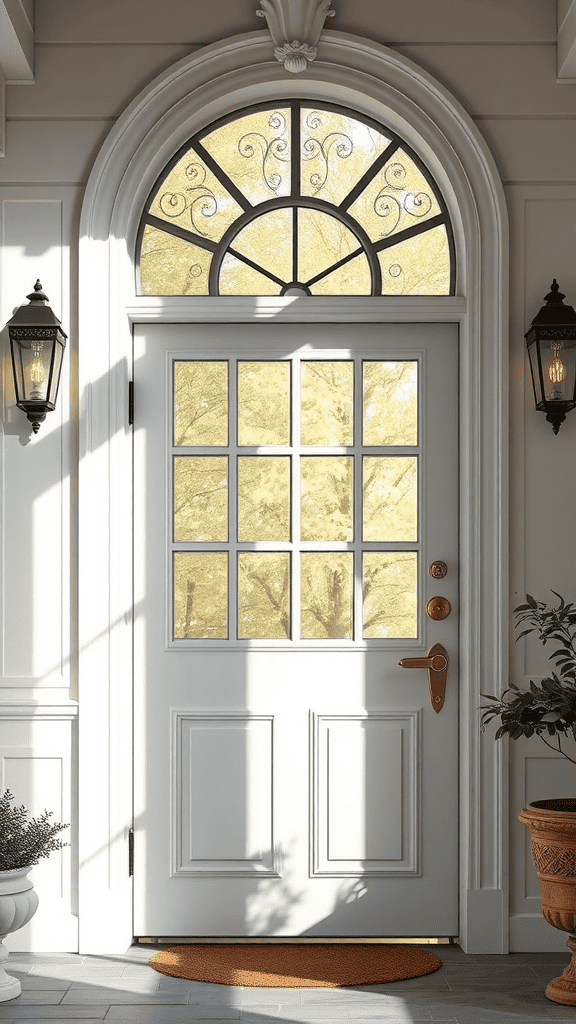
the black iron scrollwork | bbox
[374,162,432,236]
[238,111,290,194]
[159,163,218,237]
[302,111,353,195]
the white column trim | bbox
[78,28,509,953]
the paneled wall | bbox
[0,0,575,950]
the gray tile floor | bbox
[1,944,575,1024]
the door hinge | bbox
[128,827,134,877]
[128,380,134,425]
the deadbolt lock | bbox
[426,596,451,620]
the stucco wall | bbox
[0,0,575,951]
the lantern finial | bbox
[26,280,49,304]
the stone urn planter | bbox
[0,866,39,1001]
[519,799,576,1004]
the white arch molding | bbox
[78,30,509,954]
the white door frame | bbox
[78,29,509,954]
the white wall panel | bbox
[0,196,71,688]
[35,0,556,45]
[397,45,572,117]
[0,121,112,183]
[172,712,277,876]
[0,713,77,952]
[524,198,576,598]
[312,712,419,876]
[6,45,191,118]
[507,186,576,951]
[476,120,576,183]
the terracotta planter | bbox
[519,798,576,1004]
[0,866,39,1002]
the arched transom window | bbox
[137,102,455,296]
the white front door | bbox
[133,321,458,937]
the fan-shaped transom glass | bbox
[137,102,455,297]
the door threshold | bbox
[135,936,454,945]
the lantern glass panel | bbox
[47,333,66,406]
[11,341,26,404]
[541,335,576,405]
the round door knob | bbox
[426,596,451,620]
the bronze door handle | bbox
[398,643,448,713]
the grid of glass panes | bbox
[171,357,419,642]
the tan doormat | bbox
[149,943,442,987]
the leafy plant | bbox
[0,789,69,870]
[479,592,576,765]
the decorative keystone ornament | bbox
[6,281,67,434]
[256,0,335,73]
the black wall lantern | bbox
[6,280,67,434]
[525,280,576,434]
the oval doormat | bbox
[149,944,442,987]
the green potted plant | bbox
[480,592,576,1005]
[0,789,68,1002]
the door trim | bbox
[78,29,509,953]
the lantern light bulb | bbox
[548,343,566,400]
[29,341,46,399]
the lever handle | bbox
[398,643,448,713]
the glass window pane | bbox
[229,208,292,288]
[237,362,290,445]
[174,456,228,541]
[174,361,228,447]
[363,457,417,542]
[298,208,362,289]
[348,148,441,243]
[363,361,418,446]
[201,108,291,205]
[300,456,353,541]
[378,225,451,296]
[301,108,392,205]
[363,552,417,639]
[219,254,280,296]
[148,145,244,241]
[301,552,353,639]
[308,252,371,296]
[174,552,228,639]
[238,552,290,639]
[238,457,291,541]
[140,225,211,296]
[300,361,354,446]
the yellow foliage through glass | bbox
[174,552,228,639]
[202,108,291,206]
[301,361,353,445]
[363,552,418,639]
[300,456,353,541]
[238,457,291,541]
[174,361,228,446]
[363,457,417,542]
[363,361,418,446]
[238,553,290,639]
[238,362,290,445]
[174,457,228,541]
[301,552,353,639]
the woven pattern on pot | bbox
[533,842,576,876]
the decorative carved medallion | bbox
[256,0,335,73]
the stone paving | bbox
[0,944,574,1024]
